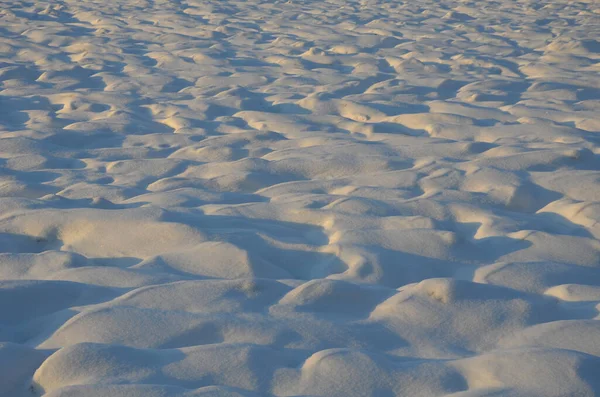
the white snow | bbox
[1,0,600,396]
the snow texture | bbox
[1,0,600,396]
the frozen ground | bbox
[1,0,600,396]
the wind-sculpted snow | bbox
[1,0,600,395]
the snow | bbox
[1,0,600,396]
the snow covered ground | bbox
[1,0,600,395]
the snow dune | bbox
[1,0,600,396]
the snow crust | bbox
[1,0,600,395]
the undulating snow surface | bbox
[1,0,600,395]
